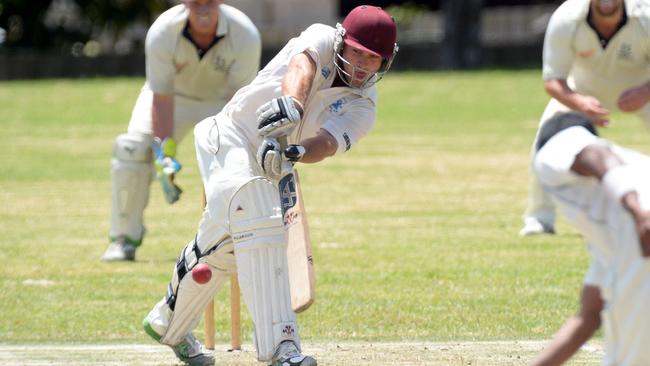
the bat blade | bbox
[279,169,315,313]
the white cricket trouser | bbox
[194,113,301,361]
[600,213,650,366]
[110,86,223,241]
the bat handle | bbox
[278,135,288,150]
[277,135,294,175]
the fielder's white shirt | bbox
[223,24,377,155]
[145,4,261,104]
[543,0,650,112]
[534,128,650,366]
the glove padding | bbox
[256,96,303,138]
[153,137,183,204]
[256,138,305,180]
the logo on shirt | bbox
[618,43,632,60]
[328,98,346,114]
[214,56,232,72]
[175,61,189,73]
[343,133,351,151]
[577,49,595,59]
[321,66,331,79]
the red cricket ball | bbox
[191,263,212,284]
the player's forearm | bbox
[544,79,584,111]
[298,130,337,164]
[152,93,174,140]
[530,316,600,366]
[282,52,316,107]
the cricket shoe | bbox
[143,318,215,366]
[270,341,317,366]
[519,217,555,237]
[101,237,136,261]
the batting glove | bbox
[283,144,306,162]
[256,96,303,138]
[153,137,183,204]
[257,138,284,180]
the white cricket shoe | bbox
[101,238,136,261]
[171,333,215,366]
[270,341,317,366]
[143,317,214,366]
[519,217,555,237]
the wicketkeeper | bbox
[143,5,398,366]
[531,112,650,365]
[520,0,650,236]
[102,0,261,261]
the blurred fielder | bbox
[142,5,397,366]
[530,112,650,365]
[102,0,261,261]
[521,0,650,236]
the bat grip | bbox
[278,135,289,150]
[277,135,293,175]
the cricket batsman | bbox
[532,111,650,365]
[102,0,261,261]
[142,5,398,365]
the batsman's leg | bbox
[229,177,316,365]
[144,240,234,364]
[103,133,152,261]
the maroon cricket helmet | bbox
[341,5,397,60]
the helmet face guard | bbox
[333,23,398,89]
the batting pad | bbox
[160,255,229,345]
[110,133,153,243]
[230,177,300,361]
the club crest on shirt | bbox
[329,98,346,114]
[321,66,331,79]
[213,56,232,72]
[618,43,632,60]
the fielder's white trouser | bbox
[599,210,650,366]
[110,86,223,243]
[523,98,650,226]
[148,114,300,360]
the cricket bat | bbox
[278,138,315,313]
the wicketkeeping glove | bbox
[153,137,182,204]
[256,96,303,138]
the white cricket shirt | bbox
[543,0,650,111]
[534,127,650,366]
[223,24,378,155]
[144,4,261,105]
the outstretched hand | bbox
[577,95,610,127]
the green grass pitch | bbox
[1,71,647,347]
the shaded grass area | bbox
[1,72,647,344]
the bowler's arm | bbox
[529,285,603,366]
[571,144,650,256]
